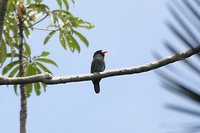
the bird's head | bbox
[94,50,107,56]
[93,50,108,59]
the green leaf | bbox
[36,58,58,67]
[62,0,69,10]
[70,35,80,53]
[34,0,43,3]
[24,43,31,56]
[57,14,64,26]
[34,82,41,96]
[71,17,94,29]
[27,0,31,4]
[14,85,18,96]
[34,66,46,92]
[49,12,56,25]
[44,30,56,45]
[59,31,66,49]
[3,30,11,43]
[8,66,19,77]
[29,3,49,13]
[40,51,50,57]
[11,50,17,60]
[33,65,42,74]
[24,28,30,38]
[33,66,47,93]
[2,60,19,75]
[71,0,75,4]
[8,50,17,62]
[57,0,62,8]
[34,62,52,74]
[26,84,33,97]
[41,83,47,92]
[66,35,75,52]
[24,65,35,97]
[0,40,7,66]
[56,9,69,14]
[73,30,89,47]
[25,64,35,76]
[7,51,19,58]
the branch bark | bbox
[0,0,8,40]
[0,46,200,85]
[19,14,27,133]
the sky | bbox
[0,0,200,133]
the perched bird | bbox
[91,50,107,93]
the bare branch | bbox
[0,46,200,85]
[0,73,53,85]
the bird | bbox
[91,50,107,93]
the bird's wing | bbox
[91,60,96,73]
[91,59,105,73]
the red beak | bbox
[101,50,108,54]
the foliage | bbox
[0,0,93,96]
[156,0,200,132]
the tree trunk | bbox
[19,85,27,133]
[0,0,8,40]
[19,17,27,133]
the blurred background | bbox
[1,0,200,133]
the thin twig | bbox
[30,27,58,31]
[26,13,48,28]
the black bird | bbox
[91,50,107,93]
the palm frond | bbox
[156,0,200,131]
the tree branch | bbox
[0,0,8,40]
[0,46,200,85]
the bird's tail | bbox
[93,81,100,93]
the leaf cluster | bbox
[3,43,57,96]
[45,9,93,52]
[0,0,93,96]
